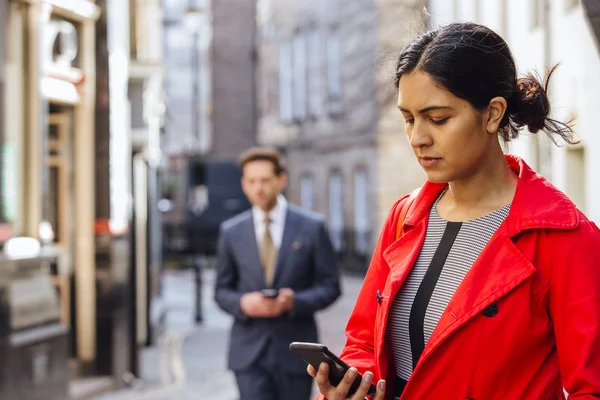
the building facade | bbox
[127,0,166,350]
[161,0,214,258]
[255,0,426,271]
[427,0,600,223]
[374,0,429,230]
[0,0,166,397]
[2,0,102,397]
[211,0,257,160]
[161,0,255,258]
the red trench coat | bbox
[318,155,600,400]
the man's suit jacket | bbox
[215,204,341,374]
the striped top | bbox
[386,192,511,380]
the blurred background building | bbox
[160,0,253,263]
[158,0,600,275]
[255,0,426,271]
[0,0,165,398]
[427,0,600,223]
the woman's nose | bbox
[408,121,431,148]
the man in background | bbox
[215,146,341,400]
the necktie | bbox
[260,216,277,287]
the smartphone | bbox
[289,342,376,396]
[261,288,279,298]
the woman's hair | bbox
[394,22,577,144]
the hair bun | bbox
[509,75,550,134]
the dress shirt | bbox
[252,195,287,250]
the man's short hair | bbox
[239,146,286,176]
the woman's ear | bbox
[485,96,508,134]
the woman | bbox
[308,22,600,400]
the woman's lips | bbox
[419,157,442,168]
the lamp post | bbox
[182,3,207,323]
[183,5,205,149]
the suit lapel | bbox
[272,208,299,286]
[239,213,266,287]
[412,224,536,374]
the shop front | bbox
[0,1,111,398]
[0,1,79,398]
[39,0,100,383]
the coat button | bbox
[376,290,382,304]
[482,303,498,317]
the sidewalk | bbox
[93,268,364,400]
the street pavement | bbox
[93,268,364,400]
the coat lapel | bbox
[272,208,299,286]
[383,218,429,293]
[385,155,577,391]
[412,224,536,374]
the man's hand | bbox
[240,291,287,318]
[277,288,295,313]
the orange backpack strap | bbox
[395,188,420,240]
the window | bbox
[300,175,314,210]
[474,0,481,23]
[328,172,344,251]
[261,64,274,115]
[292,31,307,121]
[353,169,369,255]
[530,0,545,29]
[565,0,579,10]
[326,27,342,115]
[0,2,22,242]
[0,40,7,231]
[308,26,323,118]
[257,0,275,38]
[46,112,72,247]
[565,144,586,212]
[278,41,293,123]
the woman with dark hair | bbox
[308,22,600,400]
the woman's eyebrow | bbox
[397,105,453,114]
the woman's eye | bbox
[431,118,449,125]
[404,118,414,125]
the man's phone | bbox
[261,288,279,298]
[289,342,376,396]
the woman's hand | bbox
[308,362,386,400]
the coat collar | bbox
[388,154,578,393]
[402,154,579,236]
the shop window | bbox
[0,78,14,242]
[0,4,5,234]
[46,112,72,248]
[0,2,22,243]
